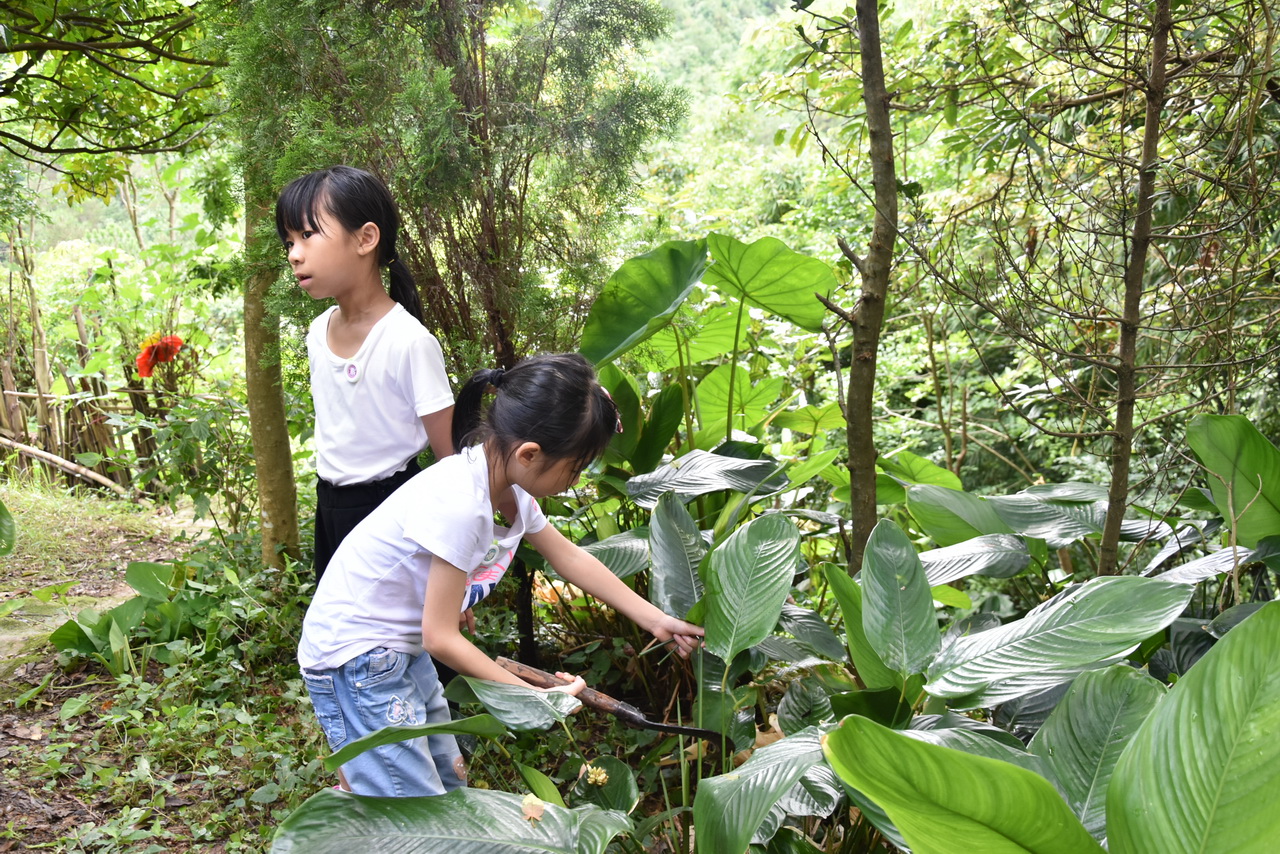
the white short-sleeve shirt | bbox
[298,445,547,670]
[307,303,454,485]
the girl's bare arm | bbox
[525,523,704,657]
[421,555,583,693]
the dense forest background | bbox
[2,0,1280,851]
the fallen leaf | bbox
[10,724,44,741]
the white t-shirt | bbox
[308,303,454,485]
[298,445,548,670]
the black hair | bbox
[274,165,424,324]
[452,353,619,473]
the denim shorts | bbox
[301,647,466,797]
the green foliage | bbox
[273,788,632,854]
[0,497,13,556]
[824,715,1107,854]
[1187,414,1280,547]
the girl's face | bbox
[281,207,374,300]
[509,449,586,499]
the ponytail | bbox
[387,257,424,324]
[452,368,507,451]
[451,355,618,470]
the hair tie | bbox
[490,369,505,388]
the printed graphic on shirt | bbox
[462,540,515,611]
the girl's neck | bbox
[484,443,514,514]
[333,276,395,322]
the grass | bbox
[0,479,329,851]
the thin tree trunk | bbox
[1099,0,1169,576]
[243,193,301,568]
[843,0,898,573]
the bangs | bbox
[275,173,332,241]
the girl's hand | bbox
[534,671,586,713]
[649,615,705,659]
[459,607,476,635]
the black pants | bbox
[313,458,421,582]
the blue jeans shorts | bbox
[301,647,466,797]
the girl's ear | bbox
[513,442,542,469]
[354,222,381,257]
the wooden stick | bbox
[0,435,130,497]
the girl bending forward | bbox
[298,353,704,797]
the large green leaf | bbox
[692,728,826,854]
[643,302,746,371]
[596,364,641,461]
[445,678,580,730]
[270,787,632,853]
[926,577,1192,706]
[987,493,1106,548]
[1186,414,1280,547]
[861,520,939,676]
[822,563,898,690]
[1028,666,1164,839]
[703,514,801,663]
[1156,545,1253,585]
[878,451,962,490]
[581,528,650,581]
[324,715,509,772]
[630,384,684,474]
[648,492,705,618]
[124,561,185,601]
[703,233,837,332]
[570,756,639,814]
[921,535,1030,585]
[694,363,785,436]
[579,239,707,366]
[777,603,846,661]
[625,450,788,509]
[1108,602,1280,854]
[823,716,1105,854]
[773,403,846,435]
[907,484,1014,546]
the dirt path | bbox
[0,488,209,849]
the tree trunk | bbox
[1098,0,1169,576]
[843,0,898,573]
[243,193,301,568]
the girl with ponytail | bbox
[299,353,704,797]
[277,165,455,581]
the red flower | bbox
[136,334,184,378]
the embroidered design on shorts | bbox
[386,695,419,726]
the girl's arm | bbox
[525,524,704,658]
[421,555,583,693]
[421,407,455,458]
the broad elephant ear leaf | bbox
[1186,414,1280,547]
[703,514,801,664]
[692,728,827,854]
[649,492,705,618]
[861,519,938,676]
[925,577,1192,707]
[626,450,788,509]
[823,715,1105,854]
[1029,666,1165,839]
[703,233,837,332]
[1108,601,1280,854]
[271,787,632,854]
[579,239,707,366]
